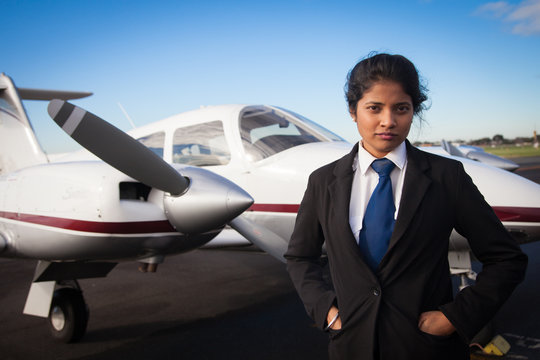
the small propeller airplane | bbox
[1,73,540,343]
[424,140,520,172]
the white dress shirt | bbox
[349,141,408,244]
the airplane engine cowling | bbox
[163,166,253,234]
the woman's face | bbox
[351,80,413,158]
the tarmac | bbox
[0,156,539,360]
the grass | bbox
[482,145,540,158]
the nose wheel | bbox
[48,287,89,343]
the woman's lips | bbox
[377,133,397,140]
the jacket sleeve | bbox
[439,162,528,342]
[285,172,336,330]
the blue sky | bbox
[4,0,540,153]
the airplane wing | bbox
[229,215,289,263]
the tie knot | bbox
[371,158,395,177]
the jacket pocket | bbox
[419,330,454,344]
[327,328,344,340]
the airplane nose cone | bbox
[227,187,254,215]
[163,166,253,234]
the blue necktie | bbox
[359,158,396,271]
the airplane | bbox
[422,140,520,172]
[1,73,540,343]
[0,74,255,342]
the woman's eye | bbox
[367,105,379,111]
[397,105,411,113]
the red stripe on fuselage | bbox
[1,205,538,234]
[492,206,540,223]
[248,204,300,213]
[0,211,176,234]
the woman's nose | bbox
[380,110,396,127]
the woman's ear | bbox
[349,108,357,122]
[349,102,358,122]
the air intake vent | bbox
[119,182,151,201]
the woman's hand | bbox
[418,311,455,336]
[326,305,342,330]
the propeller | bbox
[47,100,253,235]
[229,215,288,263]
[47,99,188,195]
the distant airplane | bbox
[422,140,520,172]
[1,73,539,343]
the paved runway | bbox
[1,156,539,360]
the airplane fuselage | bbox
[123,104,540,250]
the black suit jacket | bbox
[285,141,527,360]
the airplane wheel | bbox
[48,288,89,343]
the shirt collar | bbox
[355,140,407,175]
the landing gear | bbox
[24,261,116,343]
[48,287,89,343]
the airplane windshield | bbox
[137,131,165,158]
[239,106,333,161]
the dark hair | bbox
[345,53,428,117]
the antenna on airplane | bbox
[117,102,136,129]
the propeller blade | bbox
[229,215,288,263]
[47,99,188,195]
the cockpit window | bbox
[172,120,230,166]
[137,131,165,158]
[239,106,326,161]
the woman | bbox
[285,53,527,359]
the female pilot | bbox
[285,53,527,359]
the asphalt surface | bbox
[1,156,539,360]
[514,156,540,184]
[0,249,327,360]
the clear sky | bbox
[4,0,540,153]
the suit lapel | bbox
[328,143,356,233]
[328,143,361,248]
[328,143,379,278]
[387,142,432,251]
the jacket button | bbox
[372,288,380,296]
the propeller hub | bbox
[163,166,253,234]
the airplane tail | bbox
[0,73,92,175]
